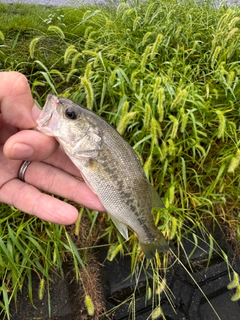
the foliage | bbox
[1,0,240,319]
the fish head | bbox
[36,95,102,158]
[36,94,90,139]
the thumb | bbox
[0,72,37,129]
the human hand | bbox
[0,71,105,224]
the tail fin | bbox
[140,232,169,259]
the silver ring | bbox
[18,160,32,182]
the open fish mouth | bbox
[36,95,61,135]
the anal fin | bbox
[111,216,129,240]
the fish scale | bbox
[36,94,169,259]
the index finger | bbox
[0,71,39,129]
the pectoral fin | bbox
[73,134,102,158]
[66,126,102,159]
[111,216,129,240]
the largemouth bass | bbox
[36,95,169,259]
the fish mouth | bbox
[36,94,60,136]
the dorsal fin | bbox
[150,184,165,208]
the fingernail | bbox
[10,143,34,159]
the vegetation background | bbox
[0,0,240,319]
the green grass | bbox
[1,0,240,319]
[0,204,85,317]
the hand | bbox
[0,71,105,224]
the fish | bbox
[36,94,169,259]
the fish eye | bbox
[65,108,78,120]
